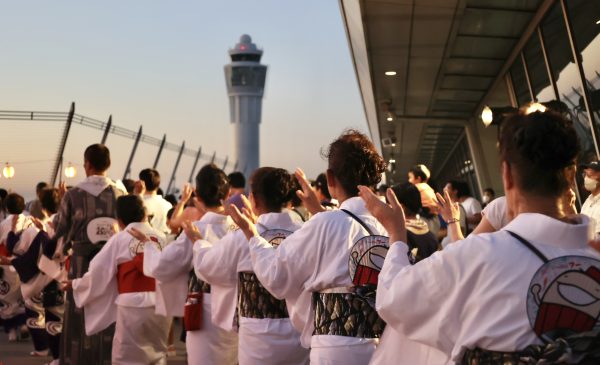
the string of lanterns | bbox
[0,162,77,179]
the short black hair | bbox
[228,172,246,189]
[409,164,430,183]
[315,173,331,200]
[391,183,422,216]
[483,188,495,196]
[448,180,470,198]
[250,167,293,212]
[84,144,111,172]
[195,164,230,208]
[40,188,60,215]
[139,168,161,192]
[289,176,302,207]
[36,182,49,194]
[500,111,578,198]
[117,195,146,226]
[5,193,25,214]
[0,189,7,201]
[122,179,136,194]
[164,194,177,206]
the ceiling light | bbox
[596,19,600,25]
[480,105,518,127]
[391,143,396,147]
[481,106,493,127]
[389,159,396,164]
[386,111,394,122]
[385,71,397,76]
[525,102,547,114]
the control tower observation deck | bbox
[224,34,267,176]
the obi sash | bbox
[117,253,155,294]
[238,272,289,319]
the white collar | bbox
[502,213,592,249]
[339,196,369,215]
[257,211,293,230]
[76,175,116,197]
[198,211,231,225]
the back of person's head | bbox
[40,188,60,215]
[0,189,7,201]
[484,188,495,197]
[447,180,470,198]
[122,179,136,194]
[289,176,303,208]
[139,168,161,192]
[315,173,331,200]
[391,183,422,217]
[228,172,246,190]
[36,182,49,195]
[324,129,386,196]
[117,195,146,226]
[500,111,579,197]
[195,164,230,207]
[84,144,111,172]
[164,194,177,206]
[409,164,430,183]
[5,193,25,215]
[250,167,293,212]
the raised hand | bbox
[58,181,68,200]
[240,194,258,224]
[128,227,150,243]
[31,217,45,231]
[294,168,325,215]
[181,221,203,243]
[181,183,193,203]
[358,185,407,244]
[435,190,460,224]
[229,204,259,241]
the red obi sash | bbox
[0,244,9,257]
[117,253,155,294]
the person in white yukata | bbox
[189,167,309,365]
[229,130,393,365]
[64,195,170,365]
[134,163,238,365]
[358,110,600,364]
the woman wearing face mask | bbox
[580,161,600,237]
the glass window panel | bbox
[510,60,531,106]
[523,34,551,100]
[537,2,596,164]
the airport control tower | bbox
[224,34,267,176]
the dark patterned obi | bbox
[312,287,386,339]
[238,272,288,319]
[461,329,600,365]
[188,271,211,294]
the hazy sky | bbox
[0,0,367,199]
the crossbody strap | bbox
[341,209,374,236]
[505,230,549,263]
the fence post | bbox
[167,141,185,194]
[222,156,229,171]
[233,160,239,172]
[51,102,75,186]
[210,152,216,164]
[153,134,167,169]
[123,126,143,180]
[188,147,202,183]
[101,115,112,144]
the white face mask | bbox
[482,195,491,204]
[584,176,599,192]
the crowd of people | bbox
[0,108,599,365]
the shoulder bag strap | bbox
[341,209,374,236]
[505,230,549,263]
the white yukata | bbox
[71,222,169,365]
[144,211,238,365]
[248,197,387,365]
[193,210,309,365]
[0,214,35,325]
[376,213,600,363]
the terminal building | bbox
[340,0,600,202]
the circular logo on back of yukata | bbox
[261,229,293,248]
[526,255,600,340]
[86,217,118,244]
[348,235,389,290]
